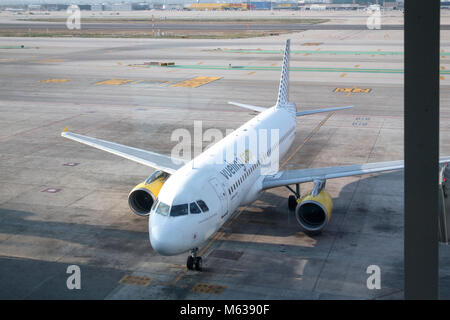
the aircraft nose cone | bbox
[149,232,179,255]
[149,222,186,256]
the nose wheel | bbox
[187,248,203,271]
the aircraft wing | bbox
[262,157,450,190]
[61,130,186,174]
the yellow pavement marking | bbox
[248,71,256,76]
[223,232,316,248]
[334,87,371,94]
[119,274,152,287]
[271,62,277,66]
[170,272,185,285]
[191,283,226,295]
[441,76,445,80]
[197,62,203,65]
[354,64,360,68]
[340,73,347,78]
[198,228,224,257]
[171,76,221,88]
[95,79,133,85]
[441,66,446,70]
[279,112,335,170]
[40,79,70,83]
[351,87,371,93]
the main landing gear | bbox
[187,248,202,271]
[286,183,300,211]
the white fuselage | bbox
[149,105,297,255]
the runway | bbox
[1,28,450,299]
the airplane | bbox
[62,39,450,271]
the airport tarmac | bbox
[1,27,450,300]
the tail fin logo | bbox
[276,39,290,106]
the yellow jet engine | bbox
[295,179,333,235]
[128,171,170,216]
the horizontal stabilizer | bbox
[296,106,353,117]
[228,101,267,113]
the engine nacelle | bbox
[295,189,333,235]
[128,171,170,216]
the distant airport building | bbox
[186,3,248,11]
[163,3,185,10]
[272,2,299,10]
[248,2,272,10]
[111,3,132,11]
[27,4,41,11]
[152,3,165,10]
[91,4,103,11]
[132,2,150,10]
[14,0,404,13]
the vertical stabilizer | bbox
[276,39,290,107]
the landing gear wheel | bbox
[288,195,297,211]
[194,257,203,271]
[187,256,195,270]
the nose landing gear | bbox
[187,248,202,271]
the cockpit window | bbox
[170,204,188,217]
[155,202,170,216]
[197,200,209,212]
[190,202,201,214]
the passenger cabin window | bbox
[155,202,170,216]
[197,200,209,212]
[170,204,188,217]
[190,202,201,214]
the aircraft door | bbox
[208,177,228,217]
